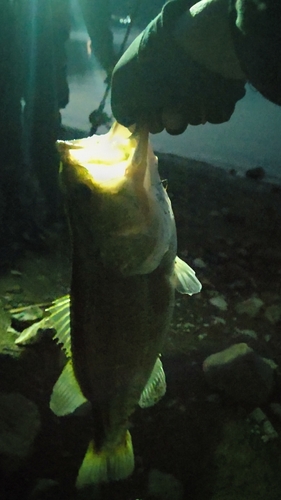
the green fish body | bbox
[16,123,201,487]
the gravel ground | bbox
[0,154,281,500]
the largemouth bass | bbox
[16,123,201,487]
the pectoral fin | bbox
[139,357,166,408]
[173,256,202,295]
[50,360,87,416]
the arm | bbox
[174,0,244,80]
[111,0,246,133]
[229,0,281,106]
[111,0,280,134]
[176,0,281,120]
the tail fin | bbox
[76,431,134,488]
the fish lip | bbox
[56,139,84,151]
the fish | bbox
[16,122,201,487]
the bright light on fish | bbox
[87,161,130,187]
[59,128,138,189]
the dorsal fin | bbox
[46,295,71,357]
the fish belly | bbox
[70,253,174,451]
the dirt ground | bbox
[0,154,281,500]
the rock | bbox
[250,407,267,424]
[234,328,258,340]
[236,247,249,257]
[228,280,247,290]
[261,420,278,442]
[202,343,276,406]
[235,297,264,317]
[198,333,208,341]
[0,306,11,333]
[211,316,226,325]
[209,296,228,311]
[206,393,221,404]
[147,469,184,500]
[5,284,23,294]
[264,304,281,324]
[0,307,23,360]
[209,210,220,217]
[245,167,265,180]
[221,207,229,216]
[28,479,61,500]
[250,408,278,442]
[0,392,41,474]
[10,269,22,277]
[270,403,281,420]
[214,419,280,498]
[193,258,207,269]
[217,252,229,261]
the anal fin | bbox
[139,357,166,408]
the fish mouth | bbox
[56,123,149,191]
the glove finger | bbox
[111,34,144,126]
[162,107,189,134]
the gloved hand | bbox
[111,0,246,134]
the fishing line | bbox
[89,0,143,134]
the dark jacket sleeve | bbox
[228,0,281,105]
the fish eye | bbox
[161,179,168,190]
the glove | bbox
[111,0,246,134]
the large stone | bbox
[209,295,228,311]
[0,392,41,474]
[28,479,61,500]
[148,469,184,500]
[264,304,281,324]
[235,297,264,317]
[203,343,276,406]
